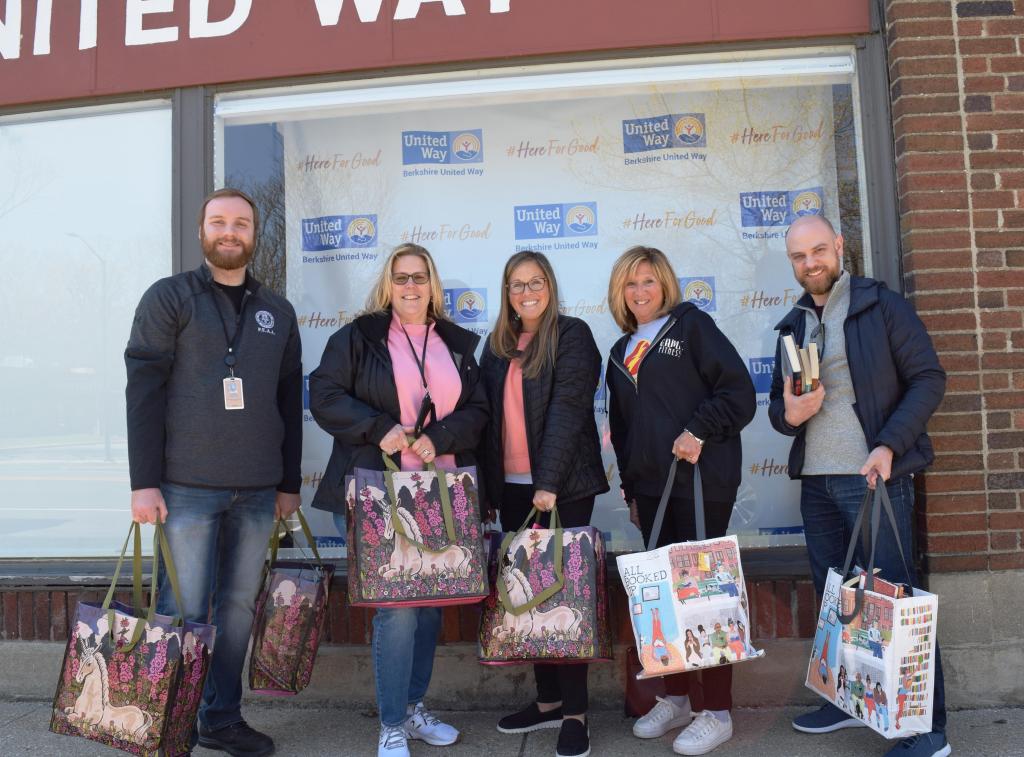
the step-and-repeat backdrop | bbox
[280,82,851,553]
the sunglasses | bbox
[810,321,825,359]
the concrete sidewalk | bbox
[2,700,1021,756]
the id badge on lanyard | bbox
[223,376,245,410]
[218,288,249,410]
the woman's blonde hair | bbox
[489,251,560,380]
[365,243,449,322]
[607,246,682,334]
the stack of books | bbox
[781,334,820,395]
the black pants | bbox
[634,492,735,712]
[500,483,595,716]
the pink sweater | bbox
[502,332,534,476]
[388,314,460,472]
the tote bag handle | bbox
[646,457,706,551]
[496,506,565,616]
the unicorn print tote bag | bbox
[347,454,487,607]
[50,524,215,757]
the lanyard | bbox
[215,288,250,377]
[400,321,431,390]
[400,321,437,436]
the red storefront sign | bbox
[0,0,868,108]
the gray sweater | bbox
[801,271,870,475]
[125,264,303,492]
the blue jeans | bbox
[800,474,946,733]
[156,483,276,731]
[334,511,442,726]
[373,606,442,726]
[332,510,347,542]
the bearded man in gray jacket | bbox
[769,214,949,757]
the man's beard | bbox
[799,263,840,296]
[202,231,255,270]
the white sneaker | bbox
[378,724,410,757]
[405,702,459,746]
[633,696,694,739]
[672,712,733,755]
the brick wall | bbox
[886,0,1024,572]
[0,579,820,644]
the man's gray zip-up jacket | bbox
[125,263,303,493]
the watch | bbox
[685,429,705,447]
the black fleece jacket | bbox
[308,310,489,514]
[607,302,756,504]
[768,275,946,480]
[124,264,302,493]
[479,315,610,508]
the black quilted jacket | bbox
[308,309,489,515]
[479,315,610,509]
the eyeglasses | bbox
[508,277,547,295]
[392,272,430,286]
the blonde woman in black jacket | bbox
[480,251,608,757]
[309,244,488,757]
[606,246,755,757]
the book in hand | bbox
[807,342,820,391]
[798,348,813,394]
[781,334,803,395]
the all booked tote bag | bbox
[478,506,612,665]
[805,484,938,737]
[50,523,215,757]
[616,461,763,678]
[347,452,488,607]
[249,510,334,695]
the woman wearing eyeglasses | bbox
[309,243,488,757]
[479,250,608,757]
[605,246,755,756]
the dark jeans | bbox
[500,483,595,717]
[800,474,946,733]
[634,492,735,712]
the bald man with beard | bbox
[768,215,950,757]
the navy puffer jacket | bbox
[768,275,946,479]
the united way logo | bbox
[346,216,377,246]
[678,276,716,312]
[402,129,484,165]
[444,288,487,324]
[622,113,707,153]
[740,186,824,227]
[514,202,599,240]
[791,190,823,217]
[748,357,775,394]
[302,214,378,250]
[451,132,482,161]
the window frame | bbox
[0,31,899,574]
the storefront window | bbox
[216,48,871,552]
[0,103,172,557]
